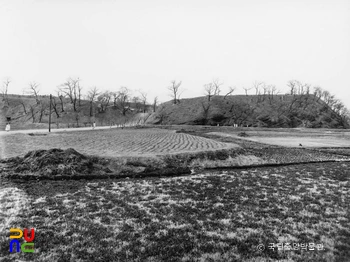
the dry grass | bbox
[1,126,350,261]
[188,155,266,168]
[0,162,349,261]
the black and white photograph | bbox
[0,0,350,261]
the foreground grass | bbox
[1,162,349,262]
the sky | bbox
[1,0,350,108]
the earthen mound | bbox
[1,148,102,178]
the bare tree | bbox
[57,91,65,112]
[287,80,297,95]
[38,99,49,123]
[51,97,60,118]
[200,101,211,125]
[212,78,223,95]
[229,101,255,126]
[313,86,323,102]
[253,81,264,95]
[242,86,252,96]
[97,90,112,113]
[115,86,131,115]
[262,84,269,100]
[333,100,345,114]
[224,86,235,99]
[87,87,99,117]
[168,80,182,104]
[19,100,27,114]
[59,77,80,111]
[1,78,10,105]
[132,96,141,112]
[267,85,277,104]
[139,91,148,113]
[75,111,80,127]
[29,105,36,123]
[78,81,83,106]
[322,90,332,104]
[28,82,40,104]
[287,80,310,96]
[112,92,119,107]
[153,96,158,112]
[204,83,215,101]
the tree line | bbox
[1,77,349,128]
[0,77,160,125]
[157,78,350,128]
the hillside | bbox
[0,94,151,131]
[146,94,350,128]
[1,93,349,130]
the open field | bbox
[0,128,237,159]
[1,126,350,261]
[208,132,350,148]
[1,161,349,261]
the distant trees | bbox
[212,79,223,96]
[168,80,182,104]
[224,86,235,99]
[287,80,310,96]
[242,86,252,96]
[59,77,81,112]
[253,81,264,95]
[310,85,349,127]
[153,96,158,112]
[204,78,223,101]
[26,82,51,123]
[78,82,83,107]
[29,105,36,123]
[28,82,41,104]
[139,91,148,113]
[252,81,266,103]
[313,86,323,102]
[266,85,278,105]
[204,83,215,101]
[57,91,65,112]
[38,99,49,123]
[51,96,60,118]
[88,85,149,117]
[1,76,348,129]
[87,86,99,117]
[228,101,255,126]
[1,78,10,105]
[19,100,27,114]
[200,101,211,125]
[116,87,131,115]
[132,96,140,111]
[97,91,112,113]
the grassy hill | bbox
[2,93,349,130]
[0,94,151,130]
[146,94,350,128]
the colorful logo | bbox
[9,228,35,253]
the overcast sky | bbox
[1,0,350,108]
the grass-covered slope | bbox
[146,94,349,128]
[0,94,149,130]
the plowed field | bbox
[0,128,237,159]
